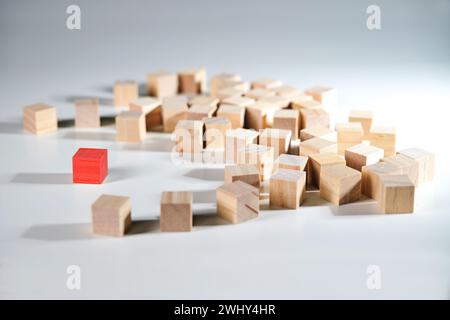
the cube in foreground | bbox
[160,191,193,232]
[91,194,132,236]
[72,148,108,184]
[320,165,361,205]
[379,175,415,214]
[216,181,259,224]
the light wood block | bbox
[245,101,281,130]
[178,68,206,94]
[292,99,322,110]
[379,175,415,214]
[369,126,396,156]
[222,96,255,108]
[204,117,231,149]
[305,86,338,108]
[114,81,138,107]
[147,71,178,98]
[299,108,330,130]
[23,103,57,135]
[320,165,361,205]
[381,154,419,186]
[75,99,100,128]
[300,137,337,157]
[210,73,241,97]
[251,78,282,90]
[216,181,259,224]
[397,148,434,185]
[361,162,402,200]
[336,122,363,155]
[259,128,292,159]
[273,109,300,140]
[274,85,301,98]
[309,153,346,188]
[225,128,259,163]
[238,144,274,181]
[300,127,336,142]
[220,80,250,92]
[174,120,204,154]
[345,143,384,171]
[161,96,188,132]
[244,88,276,100]
[160,191,193,232]
[129,97,162,131]
[290,95,314,107]
[258,96,291,109]
[187,104,217,120]
[224,164,260,188]
[91,194,132,236]
[349,110,373,139]
[116,111,146,142]
[217,87,246,100]
[188,95,219,108]
[270,169,306,209]
[274,154,308,172]
[217,104,245,129]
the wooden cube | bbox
[216,181,259,224]
[217,104,245,129]
[244,88,276,100]
[160,191,193,232]
[300,137,337,157]
[273,109,300,140]
[251,78,282,90]
[188,95,219,108]
[300,127,336,142]
[178,68,206,94]
[259,128,292,159]
[270,169,306,209]
[379,175,415,214]
[91,194,131,237]
[381,154,419,186]
[217,87,246,100]
[274,85,301,98]
[222,96,255,108]
[210,73,241,97]
[113,81,138,107]
[161,96,188,132]
[369,126,396,156]
[220,80,250,92]
[187,104,217,120]
[224,164,260,188]
[274,154,308,172]
[320,165,361,205]
[259,96,291,109]
[204,117,231,149]
[225,129,259,163]
[299,108,330,130]
[305,86,338,108]
[174,120,204,154]
[361,162,402,200]
[147,71,178,98]
[336,122,363,155]
[75,99,100,128]
[238,144,274,180]
[349,110,373,139]
[292,99,322,110]
[345,143,384,171]
[129,97,162,131]
[23,103,57,135]
[397,148,434,185]
[309,153,346,188]
[245,101,280,130]
[116,111,146,142]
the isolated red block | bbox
[72,148,108,184]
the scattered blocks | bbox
[23,103,57,135]
[299,108,330,130]
[361,161,402,201]
[129,97,162,131]
[274,154,308,172]
[91,194,132,236]
[309,153,346,188]
[113,81,138,107]
[116,111,146,142]
[349,110,373,139]
[320,165,361,205]
[222,96,255,108]
[216,181,259,224]
[379,175,415,214]
[300,137,337,157]
[178,68,206,94]
[251,78,282,90]
[224,164,260,188]
[273,109,300,140]
[369,126,396,156]
[345,143,384,171]
[174,120,204,154]
[217,104,245,129]
[245,101,280,130]
[225,128,259,163]
[336,122,363,155]
[160,191,193,232]
[259,128,292,159]
[203,117,231,149]
[397,148,434,185]
[238,144,274,180]
[147,71,178,98]
[300,127,336,142]
[305,86,338,108]
[75,99,100,128]
[161,96,188,132]
[187,104,217,120]
[270,169,306,209]
[72,148,108,184]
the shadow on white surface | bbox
[185,168,224,181]
[106,166,145,183]
[193,189,216,203]
[62,130,116,141]
[51,94,114,107]
[119,140,173,152]
[193,213,229,227]
[302,190,329,207]
[10,172,72,185]
[0,121,23,135]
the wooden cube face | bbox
[217,87,246,100]
[292,99,322,110]
[275,154,308,172]
[160,191,193,232]
[161,96,188,132]
[381,154,419,186]
[369,126,396,156]
[397,148,434,185]
[203,117,231,149]
[300,127,336,142]
[237,144,274,180]
[245,101,280,130]
[225,129,259,163]
[305,86,338,108]
[258,96,291,109]
[299,108,329,130]
[320,165,361,205]
[336,122,363,155]
[300,137,337,157]
[187,104,217,120]
[361,162,402,200]
[114,81,138,107]
[72,148,108,184]
[259,128,292,159]
[244,88,276,100]
[251,78,282,90]
[349,110,373,140]
[273,109,300,140]
[210,73,241,97]
[345,143,384,171]
[75,99,100,128]
[270,169,306,209]
[174,120,204,154]
[309,153,346,188]
[379,175,415,214]
[116,111,146,142]
[23,103,57,135]
[188,95,219,108]
[91,194,132,237]
[147,72,178,98]
[179,68,206,94]
[222,96,255,108]
[224,164,260,188]
[217,104,245,129]
[216,181,259,224]
[129,97,162,131]
[274,85,301,98]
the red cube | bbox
[72,148,108,184]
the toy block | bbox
[75,99,100,128]
[361,162,402,200]
[259,128,292,159]
[188,95,219,108]
[292,99,322,110]
[300,137,337,157]
[210,73,241,97]
[349,110,373,139]
[91,194,131,236]
[320,165,361,205]
[299,108,330,130]
[274,85,301,98]
[300,127,336,142]
[113,81,138,107]
[251,78,282,90]
[345,143,384,171]
[178,68,206,94]
[222,96,255,108]
[204,117,231,149]
[217,104,245,129]
[397,148,434,185]
[216,181,259,224]
[305,86,338,108]
[259,96,291,109]
[217,87,246,100]
[274,154,308,172]
[238,144,274,180]
[23,103,57,135]
[244,88,276,100]
[174,120,204,154]
[129,97,162,131]
[381,154,419,186]
[187,104,217,120]
[116,111,146,142]
[160,191,193,232]
[161,96,188,132]
[290,94,314,106]
[309,153,346,188]
[72,148,108,184]
[270,169,306,209]
[224,164,260,188]
[245,101,280,130]
[379,175,415,214]
[336,122,363,155]
[221,80,250,92]
[288,139,300,156]
[369,126,396,156]
[225,128,259,163]
[273,109,300,140]
[147,71,178,98]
